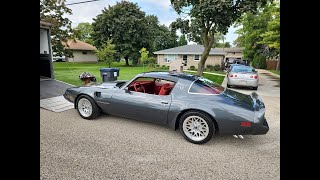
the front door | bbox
[108,89,172,125]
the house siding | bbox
[225,52,243,58]
[157,54,224,69]
[66,51,98,62]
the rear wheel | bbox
[252,86,258,90]
[179,111,215,144]
[76,95,101,120]
[227,84,231,88]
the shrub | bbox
[213,64,221,71]
[155,64,160,69]
[189,66,196,70]
[148,63,155,68]
[147,57,157,64]
[206,65,214,71]
[252,54,267,69]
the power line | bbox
[66,0,103,6]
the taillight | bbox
[234,75,237,77]
[250,75,253,78]
[241,122,251,127]
[254,75,258,79]
[229,74,233,77]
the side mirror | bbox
[124,87,131,93]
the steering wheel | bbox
[133,82,145,93]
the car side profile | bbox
[64,72,269,144]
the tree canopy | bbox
[234,0,279,69]
[40,0,73,57]
[95,40,116,68]
[92,1,154,66]
[73,22,94,45]
[170,0,268,75]
[178,34,188,46]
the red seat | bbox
[158,83,172,95]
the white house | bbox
[64,39,98,63]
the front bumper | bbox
[63,90,76,103]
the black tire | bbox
[252,86,258,90]
[227,84,231,88]
[179,111,215,144]
[76,95,101,120]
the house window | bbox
[194,55,200,61]
[164,55,176,63]
[82,51,88,55]
[183,55,187,61]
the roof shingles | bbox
[63,39,97,51]
[153,45,243,55]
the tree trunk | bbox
[124,56,129,66]
[276,56,280,71]
[197,46,211,76]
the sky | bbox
[65,0,239,46]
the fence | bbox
[266,60,278,70]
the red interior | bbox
[128,80,174,95]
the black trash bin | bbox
[100,68,120,82]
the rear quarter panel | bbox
[168,78,255,134]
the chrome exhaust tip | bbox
[233,135,238,138]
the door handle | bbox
[161,101,169,104]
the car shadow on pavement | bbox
[95,114,266,147]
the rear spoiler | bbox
[250,92,265,110]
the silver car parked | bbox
[227,65,259,90]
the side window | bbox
[189,80,223,95]
[155,79,176,96]
[128,77,176,96]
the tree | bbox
[234,0,279,69]
[259,1,280,70]
[95,40,116,68]
[224,42,231,48]
[178,34,188,46]
[139,47,149,64]
[92,1,151,66]
[73,22,94,45]
[170,0,268,75]
[153,25,178,52]
[40,0,73,57]
[144,15,178,54]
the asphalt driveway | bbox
[40,95,280,179]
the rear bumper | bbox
[227,78,258,87]
[233,118,269,135]
[251,117,269,135]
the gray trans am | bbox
[64,72,269,144]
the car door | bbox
[108,86,172,125]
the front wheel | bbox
[76,95,101,120]
[179,111,215,144]
[227,84,231,88]
[252,86,258,90]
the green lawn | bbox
[187,72,225,85]
[268,70,280,75]
[53,61,224,85]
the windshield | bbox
[231,66,254,73]
[189,77,225,95]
